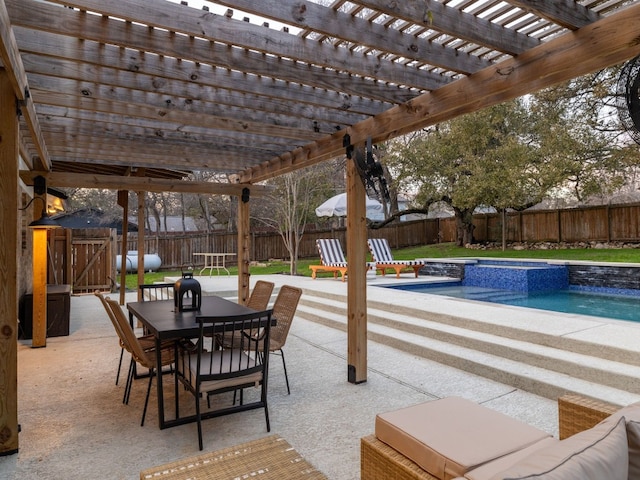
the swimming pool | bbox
[385,282,640,323]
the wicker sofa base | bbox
[361,434,440,480]
[361,395,622,480]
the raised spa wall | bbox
[417,258,640,293]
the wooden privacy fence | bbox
[45,203,640,284]
[117,220,442,270]
[116,203,640,270]
[473,203,640,243]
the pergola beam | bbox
[8,0,438,92]
[20,171,272,196]
[510,0,599,29]
[236,2,640,183]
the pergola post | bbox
[237,188,250,305]
[0,68,19,454]
[346,151,367,384]
[117,190,128,304]
[136,191,145,301]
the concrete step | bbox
[297,289,640,406]
[306,288,640,367]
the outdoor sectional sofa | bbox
[361,394,637,480]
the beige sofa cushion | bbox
[375,397,551,480]
[489,415,628,480]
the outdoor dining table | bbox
[193,252,236,276]
[127,295,256,430]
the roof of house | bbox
[52,207,138,233]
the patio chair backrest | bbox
[247,280,275,310]
[139,282,174,302]
[367,238,394,262]
[95,290,128,347]
[267,285,302,352]
[105,297,152,367]
[316,239,347,265]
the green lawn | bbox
[125,242,640,289]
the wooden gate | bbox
[48,228,116,294]
[47,228,72,285]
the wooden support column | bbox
[346,152,367,384]
[0,69,19,454]
[136,192,145,302]
[237,188,250,305]
[31,217,48,348]
[117,190,128,304]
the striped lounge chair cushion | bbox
[367,238,424,266]
[316,239,347,266]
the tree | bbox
[389,99,552,245]
[254,163,337,275]
[387,67,640,247]
[529,71,640,204]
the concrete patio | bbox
[2,272,640,479]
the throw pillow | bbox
[491,415,628,480]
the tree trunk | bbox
[501,208,507,251]
[454,207,475,246]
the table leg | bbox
[221,255,230,275]
[155,337,166,429]
[207,255,213,277]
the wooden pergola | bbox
[2,0,640,454]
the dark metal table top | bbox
[127,296,255,340]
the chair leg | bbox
[265,405,271,432]
[116,347,124,385]
[174,366,180,420]
[196,391,203,451]
[123,358,135,405]
[141,369,154,427]
[279,349,290,395]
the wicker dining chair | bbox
[264,285,302,394]
[214,280,274,349]
[95,290,157,386]
[105,297,174,426]
[216,284,301,395]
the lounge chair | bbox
[367,238,424,278]
[309,239,348,281]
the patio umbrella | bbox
[315,192,383,219]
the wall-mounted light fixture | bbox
[21,175,61,229]
[28,199,61,229]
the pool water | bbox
[386,283,640,323]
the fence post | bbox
[519,211,523,243]
[606,204,611,242]
[557,210,562,243]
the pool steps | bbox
[295,287,640,407]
